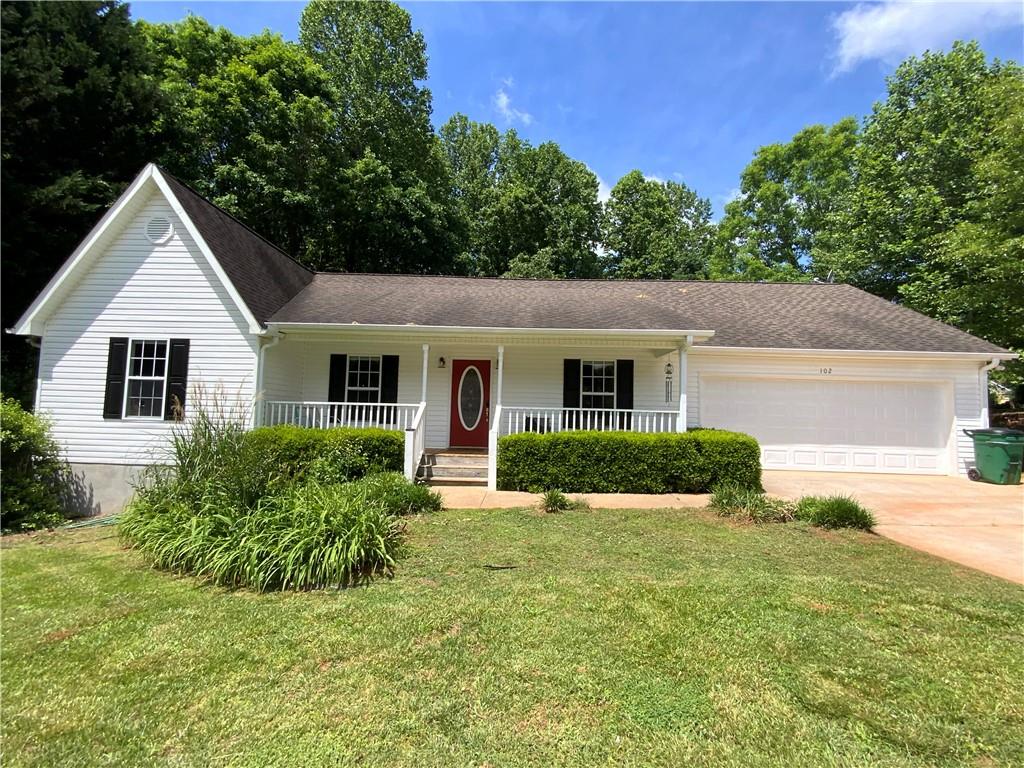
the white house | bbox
[10,164,1014,511]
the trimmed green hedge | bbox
[497,429,761,493]
[243,425,404,485]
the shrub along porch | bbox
[258,329,706,489]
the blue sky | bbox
[132,1,1023,215]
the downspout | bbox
[254,331,282,427]
[26,335,42,412]
[979,358,1001,427]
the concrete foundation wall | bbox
[66,463,148,517]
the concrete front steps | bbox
[419,449,488,486]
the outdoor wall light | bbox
[664,362,674,403]
[438,357,446,369]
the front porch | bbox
[256,329,701,489]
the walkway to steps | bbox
[419,449,488,486]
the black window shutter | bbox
[103,337,129,419]
[381,355,399,403]
[328,354,347,402]
[615,359,634,430]
[563,359,581,408]
[563,358,581,429]
[164,339,190,421]
[615,360,634,410]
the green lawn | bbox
[2,507,1023,767]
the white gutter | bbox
[254,331,283,426]
[980,357,1002,427]
[267,322,715,341]
[692,345,1017,362]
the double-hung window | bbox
[581,361,615,410]
[346,356,381,403]
[125,339,168,418]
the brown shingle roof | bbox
[269,273,1006,354]
[161,170,313,324]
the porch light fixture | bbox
[664,362,674,403]
[438,356,446,369]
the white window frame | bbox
[346,355,382,403]
[581,360,616,410]
[123,337,170,420]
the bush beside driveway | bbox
[762,471,1024,584]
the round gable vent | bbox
[145,216,173,244]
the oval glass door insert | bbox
[459,366,483,430]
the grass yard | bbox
[2,506,1023,767]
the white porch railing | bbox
[403,402,427,481]
[499,406,680,436]
[262,401,422,430]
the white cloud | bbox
[494,87,533,126]
[711,187,743,222]
[502,75,515,87]
[597,174,612,204]
[831,0,1023,74]
[643,173,667,184]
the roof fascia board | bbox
[151,168,263,335]
[267,322,716,341]
[692,345,1016,361]
[11,164,158,336]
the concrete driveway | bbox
[763,471,1024,584]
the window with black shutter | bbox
[105,337,189,420]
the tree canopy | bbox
[712,118,858,282]
[1,0,164,398]
[439,114,602,278]
[601,171,713,280]
[1,2,1021,400]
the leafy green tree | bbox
[297,0,461,272]
[299,0,434,182]
[600,171,713,279]
[439,114,602,277]
[503,248,559,279]
[899,72,1024,383]
[145,17,339,263]
[712,118,858,281]
[1,0,164,403]
[147,8,462,274]
[821,42,1017,300]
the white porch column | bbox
[495,345,505,407]
[487,345,504,491]
[677,336,690,432]
[420,343,429,403]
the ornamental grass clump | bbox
[343,472,443,517]
[540,489,591,514]
[119,406,439,591]
[709,482,795,524]
[794,495,876,530]
[120,480,403,590]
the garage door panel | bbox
[701,377,950,475]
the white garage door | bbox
[700,377,951,474]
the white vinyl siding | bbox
[36,189,258,464]
[261,337,987,476]
[263,338,677,450]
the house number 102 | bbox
[819,367,833,375]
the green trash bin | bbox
[963,428,1024,485]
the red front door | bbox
[449,359,490,447]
